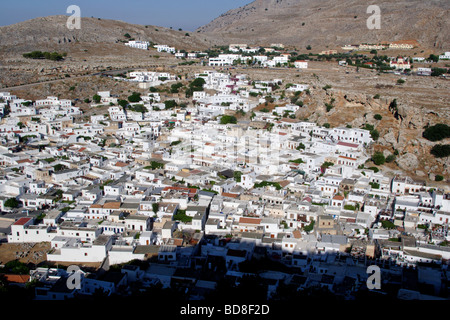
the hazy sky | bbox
[0,0,251,30]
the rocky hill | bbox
[0,15,220,88]
[0,15,215,53]
[197,0,450,50]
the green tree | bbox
[431,68,447,77]
[423,124,450,142]
[430,144,450,158]
[428,54,439,63]
[220,115,237,125]
[4,198,19,208]
[118,100,129,108]
[370,129,380,141]
[164,100,178,109]
[93,94,101,104]
[372,152,386,165]
[4,260,29,274]
[128,92,141,103]
[385,154,396,163]
[233,171,242,183]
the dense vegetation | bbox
[23,51,65,61]
[220,115,237,125]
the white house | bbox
[125,41,150,50]
[47,235,113,263]
[294,61,308,69]
[390,57,411,70]
[439,52,450,60]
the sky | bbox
[0,0,252,31]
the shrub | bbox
[164,100,178,109]
[430,144,450,158]
[423,124,450,142]
[128,92,141,103]
[431,68,447,77]
[92,94,101,104]
[372,152,386,165]
[369,182,380,189]
[381,220,396,229]
[4,198,19,208]
[118,100,129,108]
[296,143,305,150]
[173,213,192,223]
[374,114,383,121]
[23,51,64,61]
[303,220,315,233]
[435,175,444,182]
[370,129,380,141]
[344,204,356,211]
[386,154,396,163]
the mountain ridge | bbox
[197,0,450,50]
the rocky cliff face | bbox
[198,0,450,50]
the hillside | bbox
[0,15,214,52]
[0,15,219,88]
[197,0,450,50]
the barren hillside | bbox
[197,0,450,50]
[0,15,215,52]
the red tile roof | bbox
[13,217,33,226]
[3,274,30,284]
[114,162,129,167]
[222,192,239,198]
[239,217,261,225]
[337,141,359,148]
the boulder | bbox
[396,153,419,171]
